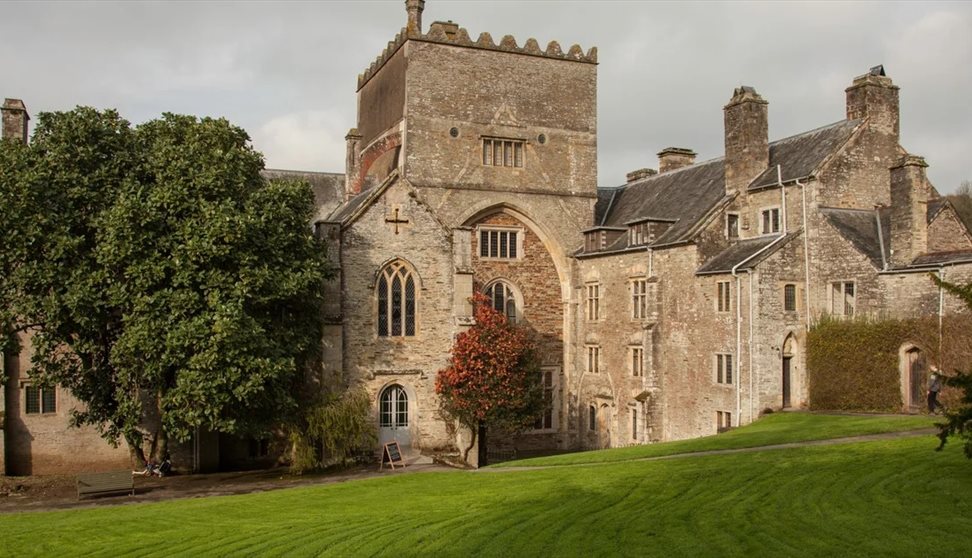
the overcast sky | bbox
[3,0,970,192]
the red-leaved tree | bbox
[436,293,543,466]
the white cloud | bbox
[253,110,348,173]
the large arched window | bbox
[377,261,416,337]
[484,280,522,323]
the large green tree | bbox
[436,293,542,466]
[0,108,330,465]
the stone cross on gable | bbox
[385,207,409,235]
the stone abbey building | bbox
[4,1,972,473]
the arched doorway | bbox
[597,403,612,449]
[379,384,411,448]
[782,334,795,409]
[902,347,927,411]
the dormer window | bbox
[629,222,650,246]
[482,138,524,168]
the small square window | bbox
[830,281,856,317]
[482,138,525,168]
[25,384,56,414]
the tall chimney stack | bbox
[405,0,425,34]
[889,155,932,266]
[723,86,768,195]
[846,65,899,140]
[1,98,29,144]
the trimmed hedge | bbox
[807,317,919,412]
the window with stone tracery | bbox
[377,260,417,337]
[484,280,522,323]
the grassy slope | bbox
[494,412,935,467]
[1,434,968,556]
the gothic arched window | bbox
[484,280,522,323]
[377,261,416,337]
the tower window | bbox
[482,138,524,168]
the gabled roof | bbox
[598,158,728,246]
[323,170,400,226]
[819,207,888,269]
[696,233,798,275]
[927,198,947,224]
[748,119,862,190]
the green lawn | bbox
[494,412,935,468]
[1,419,967,557]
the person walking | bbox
[927,368,943,414]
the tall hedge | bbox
[807,317,919,412]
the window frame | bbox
[830,280,856,318]
[631,278,648,320]
[760,207,781,235]
[783,283,798,312]
[586,345,600,375]
[376,260,418,338]
[482,137,525,168]
[532,367,557,431]
[585,283,601,321]
[716,281,731,313]
[24,383,57,415]
[477,226,523,261]
[484,280,523,323]
[726,212,740,240]
[629,345,644,377]
[715,353,734,385]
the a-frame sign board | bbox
[380,441,406,471]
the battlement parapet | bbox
[357,22,597,90]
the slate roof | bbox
[323,170,401,226]
[819,207,888,269]
[597,158,728,246]
[262,169,345,223]
[911,250,972,266]
[749,120,861,190]
[696,233,799,275]
[589,119,863,256]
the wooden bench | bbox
[77,470,135,500]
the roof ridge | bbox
[768,118,861,147]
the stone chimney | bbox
[846,65,899,139]
[657,147,696,174]
[1,98,29,144]
[428,21,459,40]
[626,168,657,184]
[724,86,768,195]
[405,0,425,33]
[889,155,932,266]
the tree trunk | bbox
[462,423,477,463]
[477,423,488,467]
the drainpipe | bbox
[938,267,945,361]
[749,273,755,422]
[796,179,811,330]
[778,166,787,235]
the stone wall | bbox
[928,207,972,253]
[338,177,459,455]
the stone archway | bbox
[782,334,796,409]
